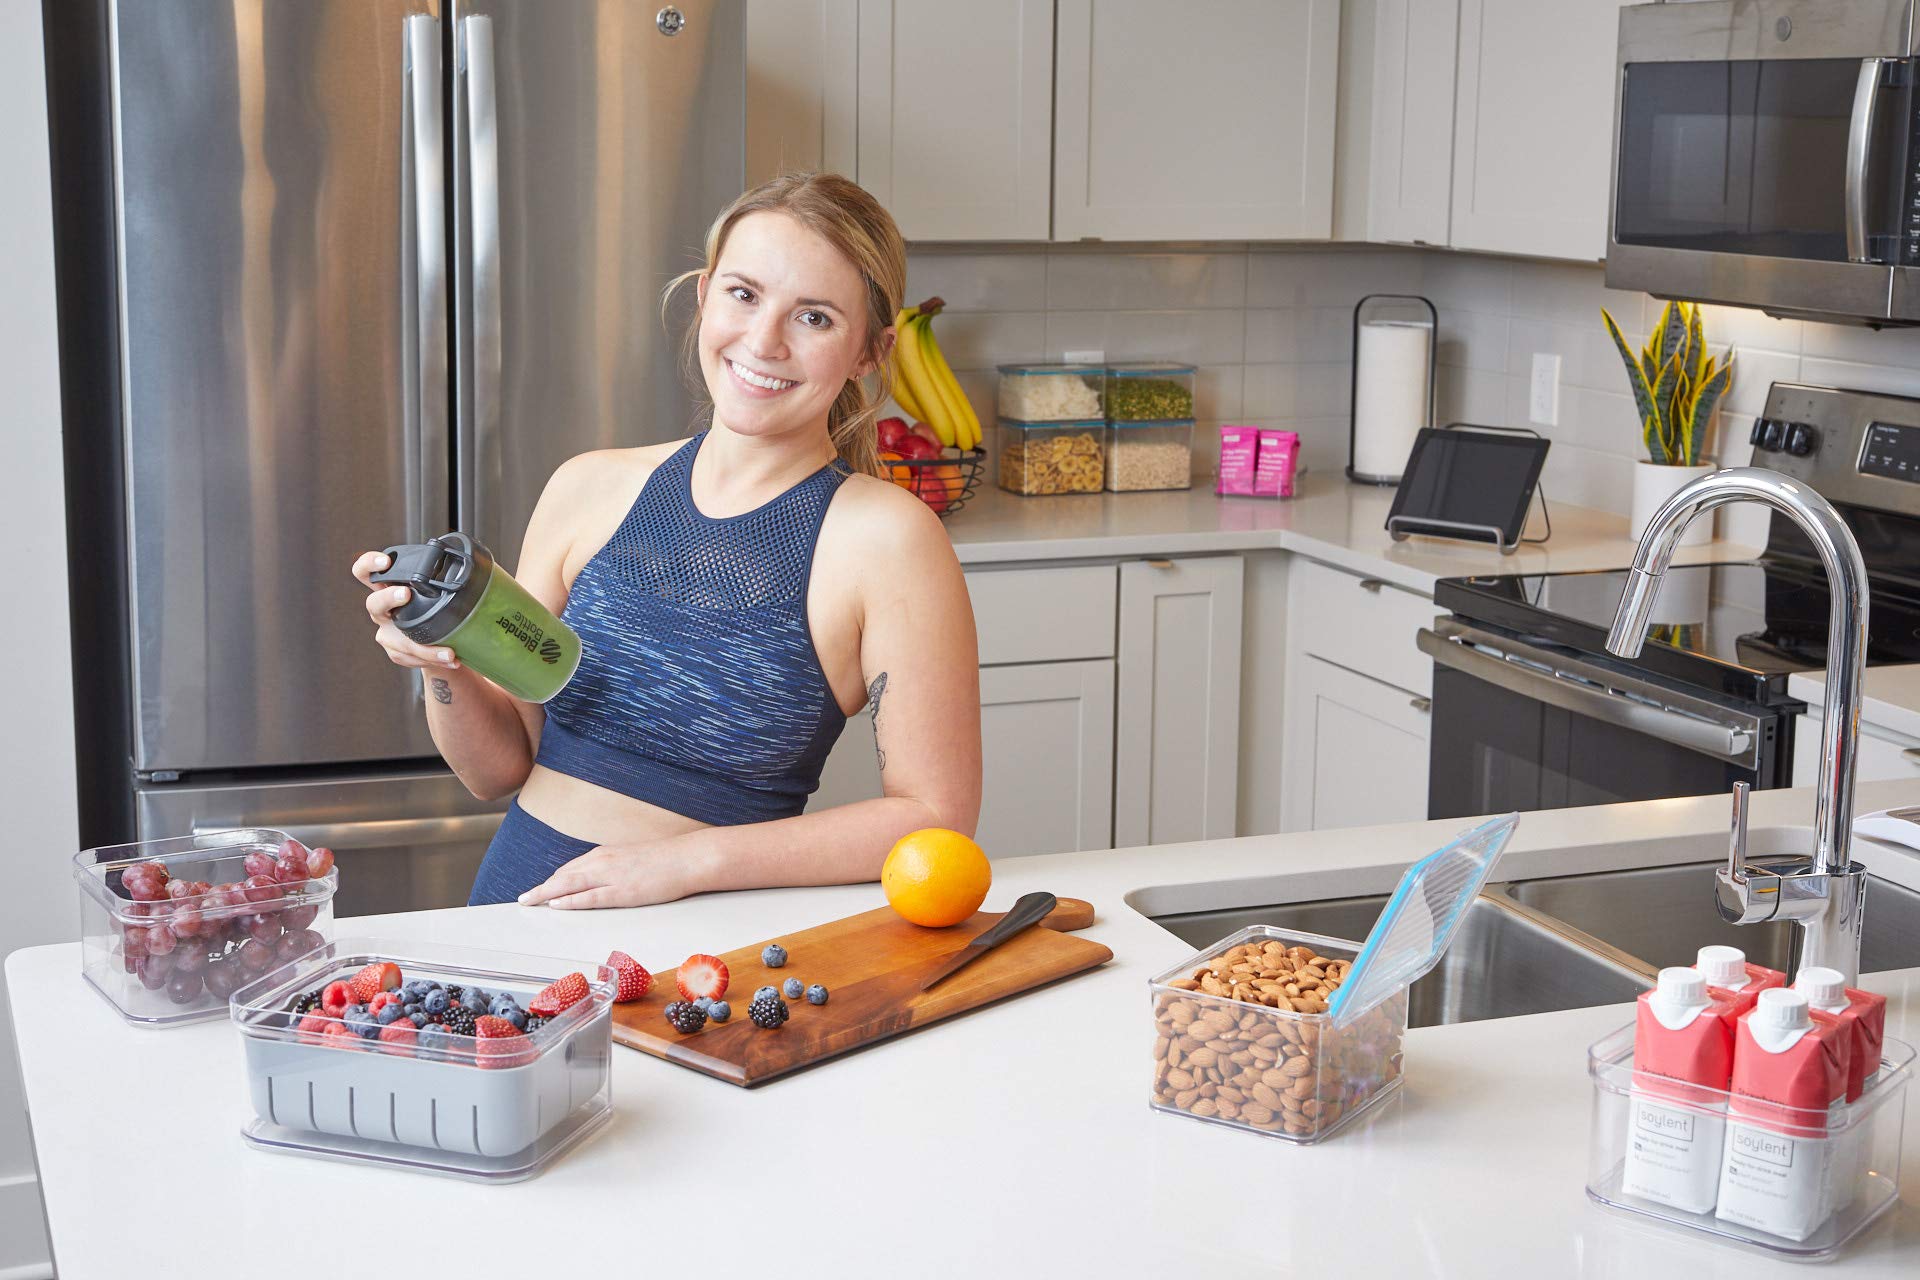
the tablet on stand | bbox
[1384,425,1551,555]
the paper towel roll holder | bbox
[1347,293,1438,486]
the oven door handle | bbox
[1417,628,1759,768]
[1846,57,1889,264]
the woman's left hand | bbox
[517,832,712,909]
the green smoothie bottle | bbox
[371,533,582,703]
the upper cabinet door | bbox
[1450,0,1628,262]
[856,0,1053,241]
[1367,0,1459,246]
[1054,0,1340,241]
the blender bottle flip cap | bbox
[370,533,582,704]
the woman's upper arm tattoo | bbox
[429,677,453,705]
[866,672,888,771]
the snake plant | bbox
[1601,300,1734,467]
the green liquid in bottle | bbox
[437,562,582,703]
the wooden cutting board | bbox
[610,897,1110,1086]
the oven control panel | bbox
[1751,383,1920,515]
[1860,421,1920,482]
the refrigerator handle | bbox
[192,814,504,849]
[405,15,450,539]
[459,16,502,550]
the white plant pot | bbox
[1631,461,1715,545]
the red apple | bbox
[876,416,910,452]
[906,420,944,452]
[894,433,941,462]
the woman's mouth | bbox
[726,358,797,395]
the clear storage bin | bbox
[996,362,1104,422]
[1105,362,1197,422]
[996,419,1106,495]
[74,829,338,1027]
[1105,419,1195,491]
[230,938,614,1182]
[1147,926,1408,1144]
[1585,1021,1914,1261]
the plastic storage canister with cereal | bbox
[1105,419,1195,492]
[996,419,1105,495]
[997,363,1104,422]
[1104,363,1196,422]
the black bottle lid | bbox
[367,533,495,645]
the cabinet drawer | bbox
[967,565,1117,666]
[1795,711,1920,786]
[1289,558,1437,696]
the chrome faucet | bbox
[1605,467,1871,985]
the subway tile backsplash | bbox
[904,243,1920,525]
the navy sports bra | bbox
[533,432,854,825]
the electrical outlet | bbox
[1530,353,1561,427]
[1062,349,1104,364]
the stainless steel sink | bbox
[1148,893,1651,1029]
[1494,862,1920,976]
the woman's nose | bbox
[745,307,786,360]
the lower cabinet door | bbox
[1280,655,1431,831]
[977,659,1116,857]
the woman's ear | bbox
[695,272,709,307]
[852,324,897,382]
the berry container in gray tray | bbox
[229,938,614,1181]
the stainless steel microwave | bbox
[1607,0,1920,324]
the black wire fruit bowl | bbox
[880,448,986,519]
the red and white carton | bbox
[1794,967,1889,1209]
[1621,967,1741,1212]
[1715,988,1852,1241]
[1696,944,1785,1015]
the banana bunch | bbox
[890,298,982,451]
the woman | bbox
[351,172,982,908]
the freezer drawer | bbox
[137,769,506,916]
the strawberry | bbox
[529,971,590,1018]
[598,951,652,1003]
[321,980,352,1016]
[675,954,730,1003]
[474,1015,533,1069]
[377,1020,418,1056]
[346,961,402,1005]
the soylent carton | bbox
[1794,967,1889,1210]
[1622,967,1742,1213]
[1216,426,1258,496]
[1716,988,1852,1241]
[1696,945,1785,1015]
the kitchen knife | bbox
[919,891,1058,992]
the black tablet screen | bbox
[1387,429,1549,544]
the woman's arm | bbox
[521,489,982,908]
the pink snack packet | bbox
[1216,425,1258,496]
[1255,429,1299,498]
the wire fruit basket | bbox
[881,448,986,518]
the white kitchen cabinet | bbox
[1114,557,1243,847]
[1792,713,1920,788]
[1449,0,1628,261]
[1052,0,1341,241]
[744,0,858,185]
[1366,0,1459,246]
[978,659,1116,857]
[854,0,1053,241]
[1282,655,1432,831]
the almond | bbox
[1187,1047,1217,1069]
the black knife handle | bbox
[967,891,1057,950]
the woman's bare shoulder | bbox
[546,439,688,508]
[821,471,957,568]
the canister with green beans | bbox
[1104,363,1197,421]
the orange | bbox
[881,828,991,927]
[879,449,915,492]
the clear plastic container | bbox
[1105,419,1195,491]
[73,829,338,1027]
[996,419,1106,495]
[997,362,1104,422]
[230,938,614,1182]
[1104,362,1197,422]
[1585,1021,1914,1261]
[1147,926,1408,1144]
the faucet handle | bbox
[1727,780,1751,882]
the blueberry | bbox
[754,986,779,1002]
[692,996,713,1012]
[503,1007,527,1031]
[782,977,804,1000]
[423,989,449,1015]
[806,984,829,1006]
[761,943,788,969]
[707,1000,732,1023]
[461,989,489,1014]
[409,1011,430,1028]
[489,994,519,1017]
[376,1002,406,1026]
[417,1024,450,1059]
[402,1002,421,1016]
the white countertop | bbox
[14,779,1920,1278]
[944,470,1761,591]
[1792,665,1920,741]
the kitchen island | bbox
[11,780,1920,1279]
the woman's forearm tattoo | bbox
[429,677,453,705]
[866,672,888,771]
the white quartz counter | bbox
[13,780,1920,1278]
[944,470,1760,591]
[1792,665,1920,741]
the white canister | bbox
[1631,461,1716,545]
[1351,319,1433,483]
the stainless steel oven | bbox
[1607,0,1920,323]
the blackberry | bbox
[443,985,464,1003]
[664,1001,707,1034]
[289,990,322,1016]
[748,993,789,1029]
[523,1014,550,1035]
[440,1006,478,1037]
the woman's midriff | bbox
[515,763,712,847]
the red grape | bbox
[272,855,306,884]
[121,867,163,902]
[237,938,275,972]
[171,908,203,938]
[279,902,318,933]
[135,957,168,990]
[243,851,277,880]
[120,924,148,956]
[143,923,177,956]
[202,961,241,999]
[276,928,324,961]
[165,968,204,1004]
[305,846,335,879]
[240,875,280,904]
[166,879,197,900]
[246,914,281,944]
[171,945,208,975]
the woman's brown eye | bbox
[800,310,829,328]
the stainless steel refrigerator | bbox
[46,1,744,915]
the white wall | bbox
[0,0,69,1273]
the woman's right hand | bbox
[351,551,461,671]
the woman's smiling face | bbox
[697,211,880,440]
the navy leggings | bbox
[468,800,596,905]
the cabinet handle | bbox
[1358,578,1385,593]
[1902,747,1920,766]
[1146,558,1174,569]
[1410,696,1432,714]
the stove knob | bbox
[1761,419,1789,452]
[1749,418,1771,447]
[1786,422,1816,457]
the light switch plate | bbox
[1529,353,1561,427]
[1062,349,1104,364]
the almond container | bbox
[229,937,613,1181]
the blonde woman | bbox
[351,172,982,907]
